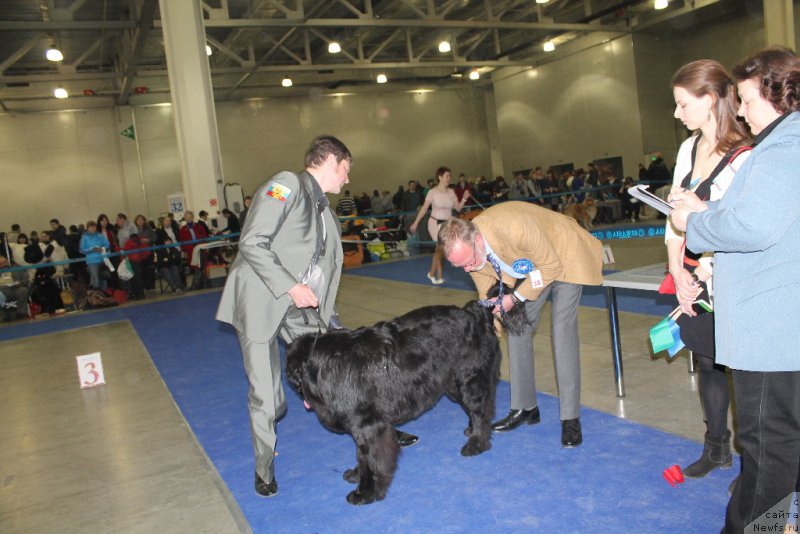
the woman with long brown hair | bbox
[665,59,751,478]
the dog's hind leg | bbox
[346,422,399,505]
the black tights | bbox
[697,353,731,437]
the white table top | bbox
[602,263,666,291]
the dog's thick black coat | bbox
[285,301,501,505]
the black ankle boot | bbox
[683,430,732,478]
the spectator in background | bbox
[619,177,641,221]
[49,219,67,246]
[25,234,62,314]
[39,230,68,278]
[586,163,599,187]
[542,169,561,211]
[197,210,213,236]
[220,208,241,240]
[9,233,30,271]
[134,214,157,291]
[638,163,647,181]
[79,221,110,290]
[571,169,587,203]
[122,233,151,300]
[646,155,672,186]
[401,181,424,213]
[453,174,475,205]
[336,190,357,216]
[155,236,184,294]
[0,254,30,321]
[527,168,543,203]
[509,173,533,201]
[7,224,20,245]
[392,185,404,210]
[491,176,509,202]
[179,210,208,290]
[115,213,137,249]
[238,196,252,228]
[356,192,372,214]
[475,176,493,203]
[64,225,86,282]
[97,214,118,251]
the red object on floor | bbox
[112,289,128,305]
[663,465,685,487]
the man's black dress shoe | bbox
[561,418,582,448]
[395,429,419,447]
[255,472,278,497]
[491,407,541,432]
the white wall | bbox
[0,89,491,232]
[492,35,645,179]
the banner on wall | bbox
[167,193,185,215]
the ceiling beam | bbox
[198,18,629,32]
[0,33,45,74]
[0,21,136,31]
[117,0,158,105]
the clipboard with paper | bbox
[628,184,675,216]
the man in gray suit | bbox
[216,136,351,498]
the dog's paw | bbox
[347,489,378,505]
[461,438,491,457]
[343,468,359,484]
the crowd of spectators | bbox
[0,208,243,322]
[335,158,673,227]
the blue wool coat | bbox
[687,111,800,372]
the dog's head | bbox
[486,281,532,336]
[285,333,318,407]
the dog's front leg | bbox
[346,423,399,505]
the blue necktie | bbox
[479,254,507,319]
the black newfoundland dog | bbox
[285,300,501,505]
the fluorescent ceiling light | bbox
[438,40,451,53]
[376,73,388,84]
[469,69,480,80]
[328,42,341,54]
[543,41,555,52]
[46,47,63,62]
[54,87,68,99]
[536,0,549,3]
[281,77,293,87]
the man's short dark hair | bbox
[11,224,20,231]
[199,210,208,218]
[50,218,59,225]
[117,213,128,221]
[304,135,352,168]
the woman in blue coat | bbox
[671,46,800,533]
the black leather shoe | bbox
[491,407,541,433]
[561,418,582,448]
[255,472,278,497]
[395,429,419,448]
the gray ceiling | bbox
[0,0,744,112]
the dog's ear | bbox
[285,334,314,388]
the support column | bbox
[159,0,226,215]
[763,0,795,48]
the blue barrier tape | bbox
[0,233,239,275]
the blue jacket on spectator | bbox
[79,232,110,265]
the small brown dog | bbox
[563,198,598,228]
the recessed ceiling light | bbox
[543,41,555,52]
[328,42,341,54]
[438,40,451,53]
[281,77,293,87]
[46,46,63,62]
[376,73,388,84]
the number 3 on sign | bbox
[76,352,106,389]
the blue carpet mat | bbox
[348,255,677,317]
[1,293,732,532]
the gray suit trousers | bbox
[506,281,583,421]
[239,309,323,483]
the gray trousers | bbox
[507,281,583,421]
[238,309,323,483]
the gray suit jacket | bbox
[216,170,343,343]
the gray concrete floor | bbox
[0,233,727,531]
